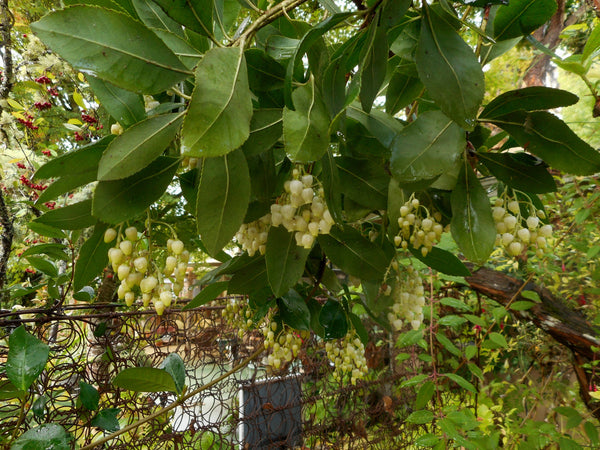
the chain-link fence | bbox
[0,300,420,449]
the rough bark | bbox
[465,265,600,420]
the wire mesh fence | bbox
[0,300,420,449]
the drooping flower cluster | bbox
[222,297,255,339]
[235,168,335,253]
[394,195,445,257]
[492,191,552,258]
[263,321,307,370]
[386,265,426,331]
[105,226,189,315]
[325,330,368,385]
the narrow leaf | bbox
[266,226,310,297]
[182,47,252,157]
[360,21,388,113]
[113,367,178,392]
[98,112,184,180]
[408,245,471,276]
[74,223,112,291]
[153,0,214,38]
[87,77,146,128]
[444,372,477,393]
[479,87,578,119]
[183,281,228,310]
[450,160,496,264]
[34,199,96,230]
[195,149,250,256]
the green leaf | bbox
[479,87,578,120]
[318,226,391,281]
[444,372,477,393]
[183,281,228,310]
[34,135,112,181]
[12,424,71,450]
[450,160,496,264]
[153,0,214,38]
[113,367,178,392]
[32,6,190,94]
[73,286,95,301]
[322,55,348,119]
[438,315,467,327]
[478,151,557,194]
[488,331,507,349]
[414,434,441,447]
[27,222,67,239]
[98,113,184,180]
[319,299,348,339]
[337,157,389,210]
[25,256,58,277]
[521,290,541,302]
[509,300,535,311]
[320,150,343,222]
[582,25,600,64]
[406,410,434,424]
[349,312,369,344]
[408,245,471,277]
[440,297,472,312]
[91,408,121,432]
[494,0,557,41]
[486,111,600,176]
[386,70,424,116]
[0,379,26,400]
[132,0,183,34]
[74,223,112,291]
[416,5,484,130]
[360,21,388,113]
[21,243,68,261]
[555,406,584,429]
[93,156,179,224]
[80,381,100,411]
[284,12,354,109]
[283,77,330,163]
[152,29,202,70]
[279,289,311,330]
[390,110,465,188]
[87,77,146,128]
[228,257,269,295]
[161,353,186,394]
[246,49,286,92]
[34,199,96,230]
[584,421,599,446]
[182,47,253,157]
[436,333,462,357]
[7,326,50,391]
[347,104,403,149]
[266,226,311,297]
[242,109,283,157]
[196,149,250,257]
[415,381,435,410]
[37,173,96,204]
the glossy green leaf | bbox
[440,297,472,311]
[347,104,403,149]
[479,87,578,120]
[37,172,95,204]
[21,243,68,261]
[494,0,557,41]
[99,113,183,180]
[246,49,286,92]
[93,157,179,224]
[319,299,348,339]
[488,331,507,349]
[381,0,411,28]
[321,55,347,119]
[510,301,535,311]
[242,109,283,157]
[34,199,96,230]
[73,286,95,302]
[360,21,388,113]
[74,223,112,291]
[284,13,354,109]
[320,150,343,223]
[283,77,330,163]
[80,381,100,411]
[133,0,183,34]
[25,256,58,277]
[91,408,121,432]
[87,77,146,128]
[196,149,250,256]
[336,156,389,210]
[151,29,203,70]
[228,256,269,295]
[408,245,471,276]
[318,226,391,281]
[582,24,600,64]
[436,333,462,356]
[27,222,67,239]
[477,151,557,193]
[182,47,252,157]
[32,6,190,94]
[7,326,50,391]
[444,372,477,393]
[34,135,113,180]
[12,424,71,450]
[279,289,311,330]
[113,367,178,392]
[406,410,434,424]
[266,226,311,297]
[390,111,465,188]
[414,381,435,409]
[386,70,423,116]
[161,353,186,394]
[152,0,213,38]
[450,160,496,264]
[416,5,484,130]
[488,111,600,175]
[184,281,228,310]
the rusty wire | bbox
[0,300,420,449]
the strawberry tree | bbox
[22,0,600,384]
